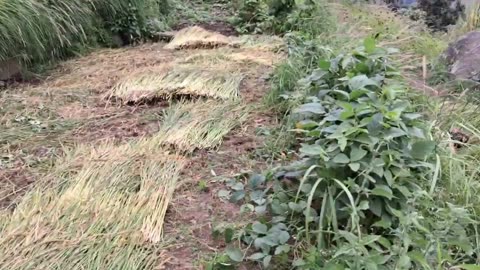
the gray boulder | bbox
[444,31,480,82]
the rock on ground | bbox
[444,31,480,82]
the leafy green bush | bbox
[0,0,171,65]
[96,0,171,44]
[233,0,334,35]
[218,38,480,269]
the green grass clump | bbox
[0,0,172,65]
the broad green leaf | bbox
[372,166,384,177]
[255,204,267,214]
[355,62,370,73]
[350,89,368,100]
[252,222,268,234]
[226,246,243,262]
[349,74,378,90]
[274,244,291,255]
[338,230,358,243]
[263,255,272,268]
[296,120,318,130]
[383,86,396,100]
[350,147,367,162]
[384,169,393,186]
[340,109,354,120]
[364,36,376,53]
[293,259,306,267]
[300,144,325,156]
[373,218,391,229]
[229,191,245,203]
[218,189,230,200]
[277,231,290,244]
[334,90,350,100]
[371,185,393,200]
[403,113,422,120]
[254,237,276,249]
[394,185,412,197]
[247,252,265,260]
[240,203,254,213]
[409,127,425,138]
[249,174,265,189]
[358,200,369,210]
[408,251,431,269]
[349,162,360,172]
[377,236,392,249]
[397,254,412,269]
[338,137,347,151]
[410,140,436,160]
[231,182,244,191]
[224,228,234,243]
[288,202,306,212]
[251,190,266,205]
[333,153,350,164]
[386,127,406,139]
[293,102,325,114]
[318,60,331,70]
[308,69,328,81]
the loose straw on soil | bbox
[0,141,184,269]
[109,67,243,103]
[153,100,249,151]
[165,26,231,50]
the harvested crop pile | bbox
[108,67,243,103]
[153,100,249,151]
[0,142,185,269]
[165,26,231,50]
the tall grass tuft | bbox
[465,2,480,31]
[0,0,93,62]
[0,0,171,65]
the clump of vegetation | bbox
[232,0,334,35]
[216,37,480,269]
[0,0,172,66]
[417,0,465,31]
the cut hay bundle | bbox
[165,26,231,50]
[154,100,249,151]
[179,49,279,68]
[0,142,184,269]
[109,67,243,103]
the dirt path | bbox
[0,17,284,268]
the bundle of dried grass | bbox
[109,67,243,103]
[0,141,184,269]
[165,26,231,50]
[153,100,249,151]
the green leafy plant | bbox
[218,38,480,269]
[233,0,333,35]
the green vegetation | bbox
[210,1,480,269]
[2,0,480,269]
[0,0,172,66]
[232,0,334,36]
